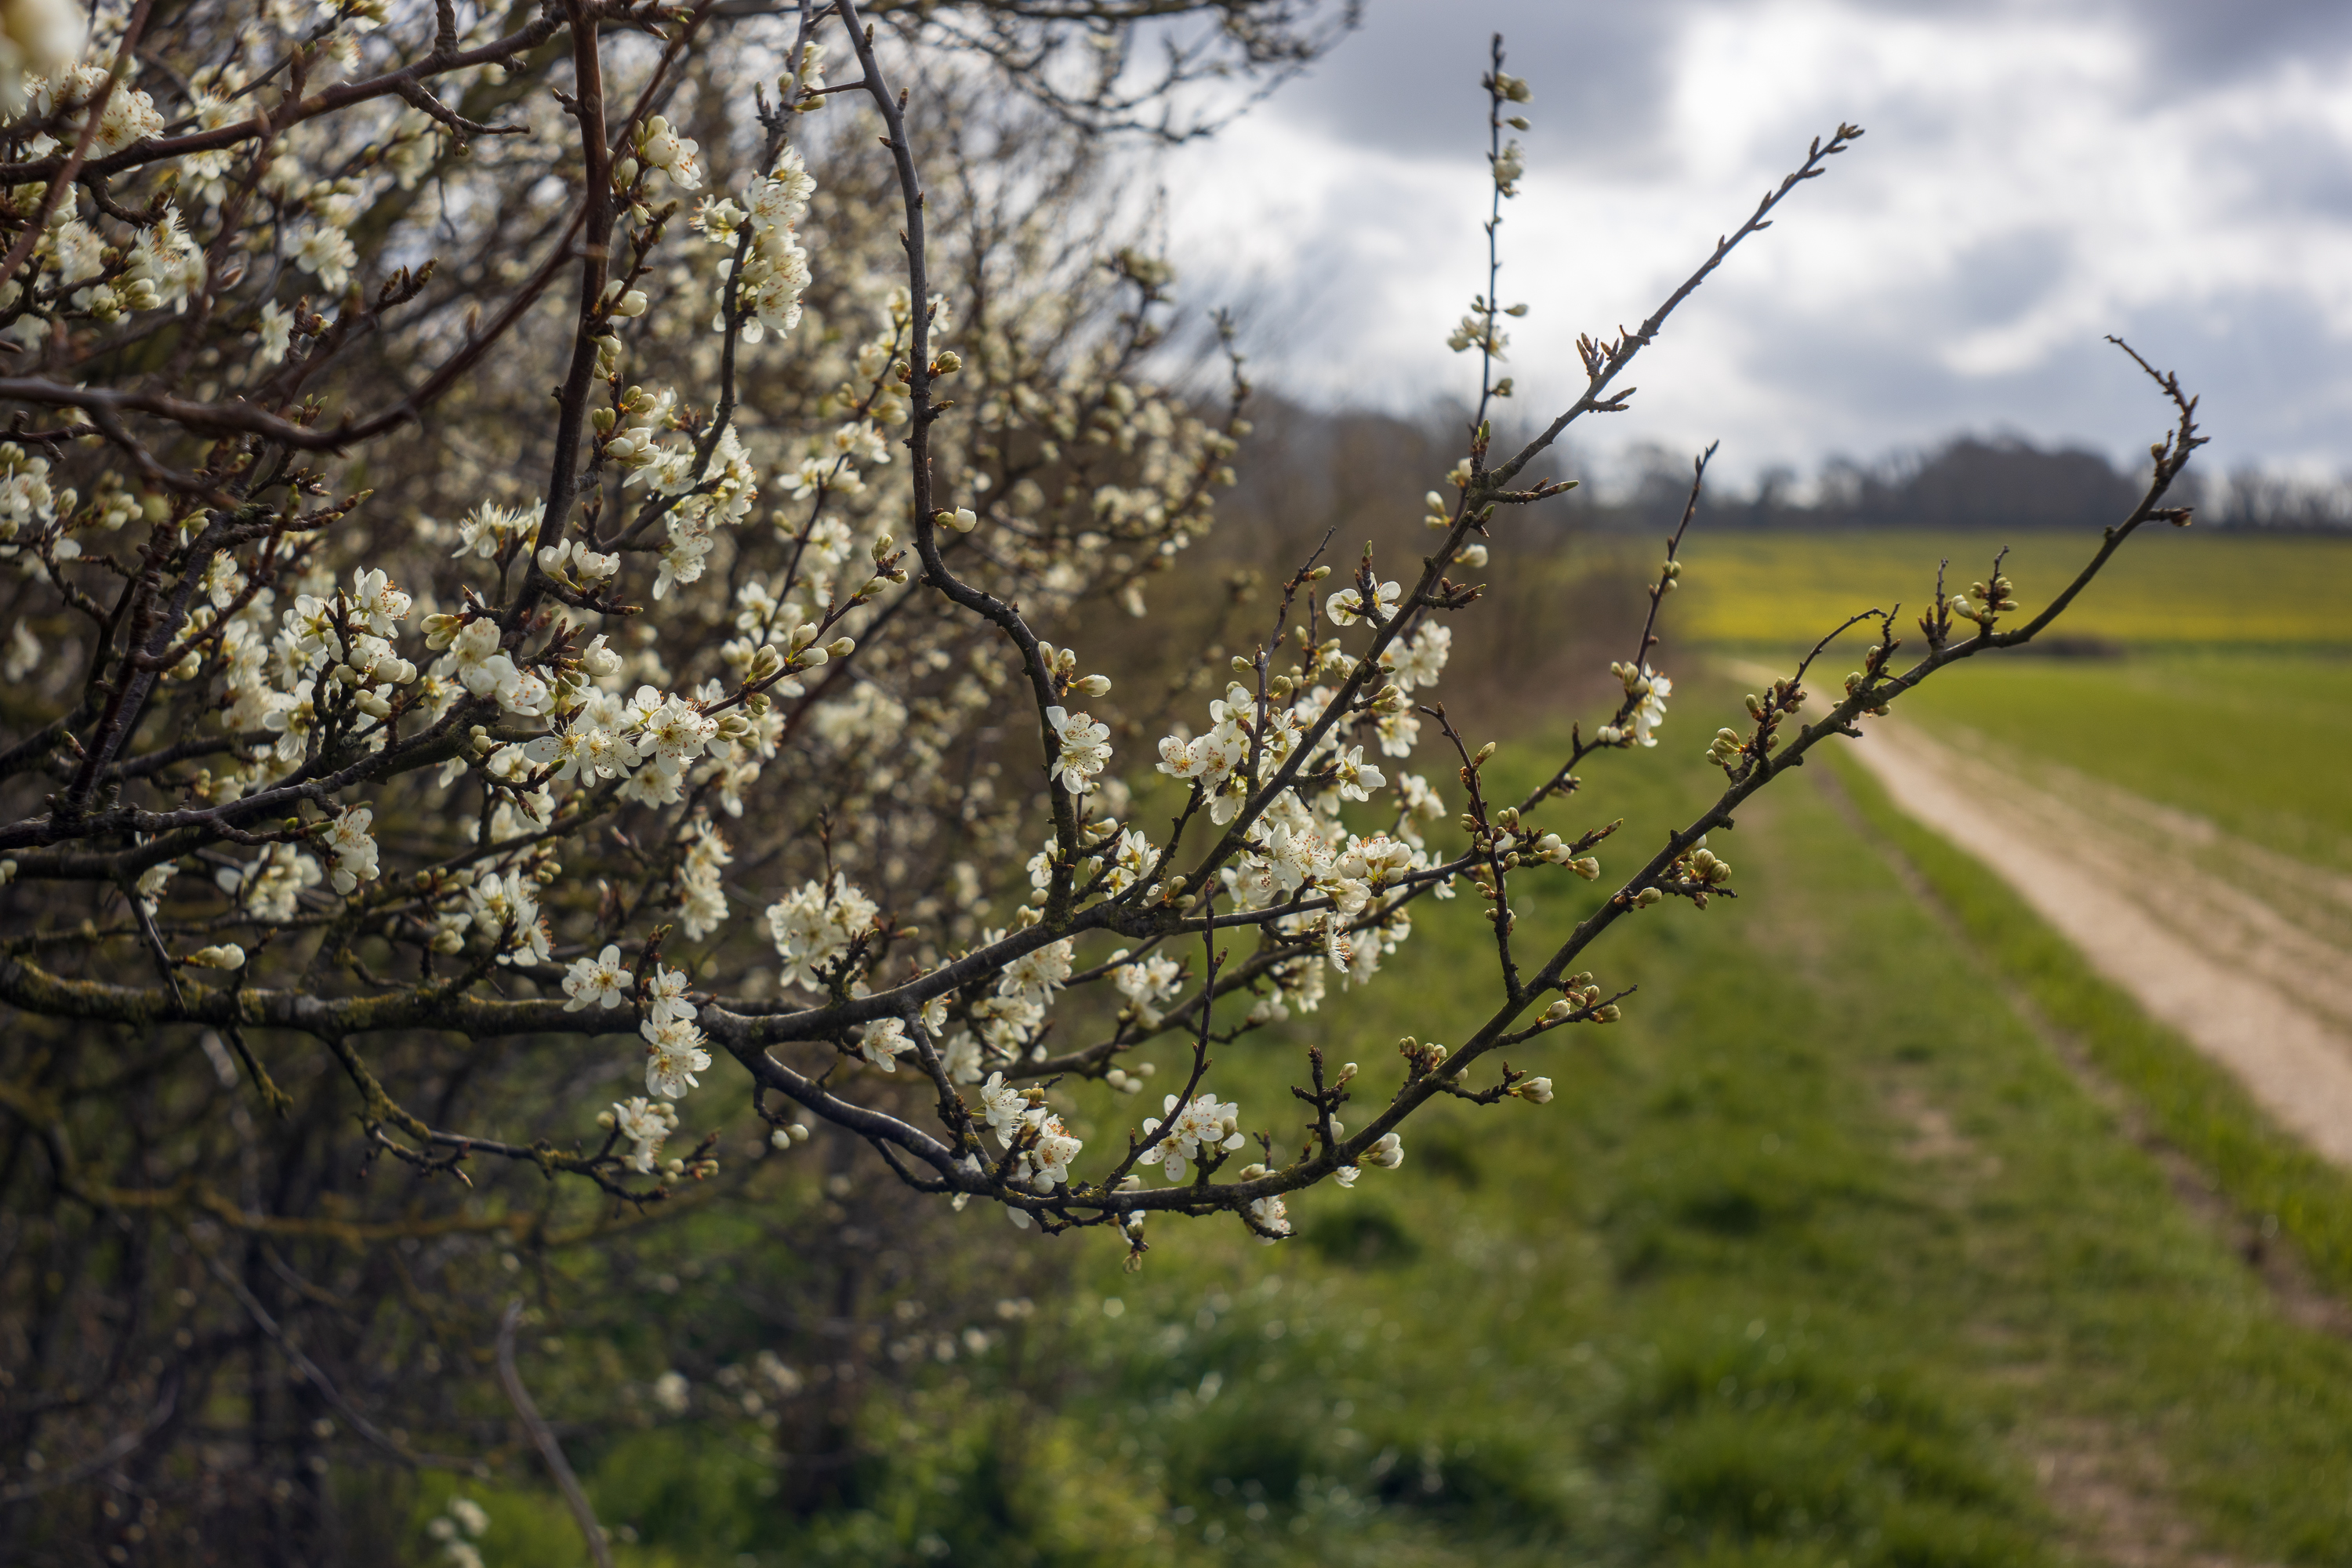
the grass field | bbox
[1040,724,2352,1568]
[426,699,2352,1567]
[1619,528,2352,649]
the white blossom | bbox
[217,842,321,922]
[675,815,732,938]
[998,938,1073,1007]
[1112,953,1183,1025]
[637,114,702,191]
[321,805,379,895]
[611,1097,678,1173]
[0,0,85,116]
[644,964,695,1024]
[764,874,881,993]
[1139,1092,1245,1183]
[858,1016,915,1072]
[1247,1192,1290,1238]
[1044,706,1110,793]
[1334,745,1385,802]
[2,620,37,681]
[466,870,551,965]
[642,1016,713,1098]
[1327,579,1401,626]
[562,945,631,1011]
[293,224,358,292]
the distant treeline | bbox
[1218,397,2351,540]
[1638,437,2352,535]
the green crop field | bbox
[1613,528,2352,650]
[416,704,2352,1568]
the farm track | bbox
[1842,717,2352,1169]
[1730,663,2344,1568]
[1726,659,2352,1170]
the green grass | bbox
[421,709,2352,1568]
[1646,528,2352,648]
[1886,648,2352,872]
[1022,731,2352,1567]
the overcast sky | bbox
[1150,0,2352,488]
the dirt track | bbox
[1827,706,2352,1167]
[1720,662,2345,1565]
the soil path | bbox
[1729,662,2352,1168]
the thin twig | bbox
[495,1300,615,1568]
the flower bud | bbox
[827,636,856,659]
[1518,1076,1554,1103]
[930,350,962,376]
[581,635,622,676]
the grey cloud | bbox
[1693,277,2352,479]
[1267,0,1697,172]
[1268,0,2352,165]
[2211,119,2352,223]
[1941,229,2076,333]
[2100,0,2352,85]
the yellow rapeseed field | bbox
[1628,528,2352,648]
